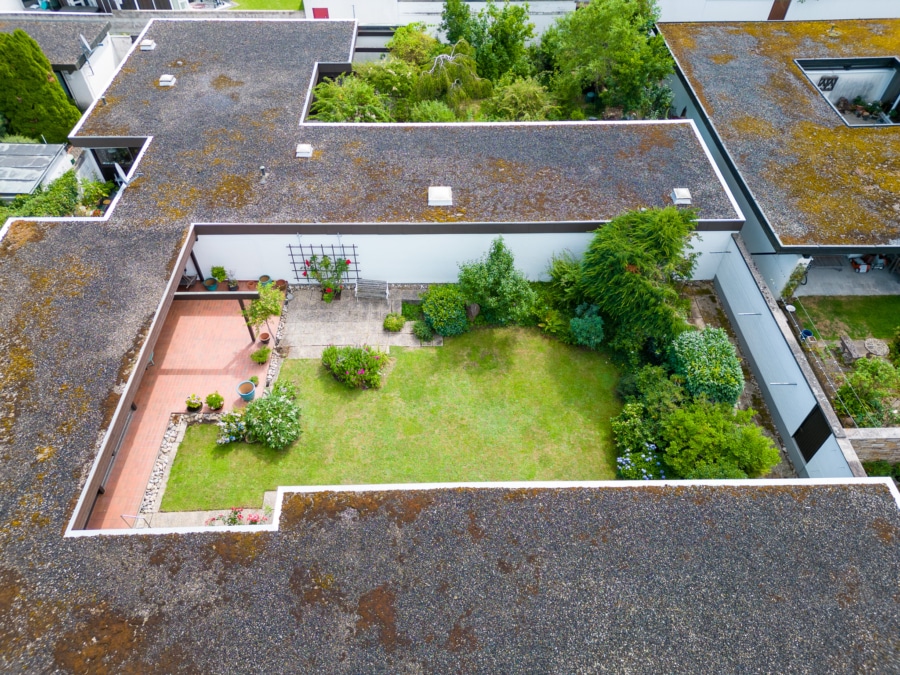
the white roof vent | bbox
[140,39,157,51]
[671,188,692,206]
[295,143,313,158]
[158,74,176,87]
[428,186,453,207]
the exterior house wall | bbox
[657,0,899,21]
[846,428,900,463]
[0,0,25,9]
[188,230,734,285]
[306,0,398,23]
[67,39,120,109]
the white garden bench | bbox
[354,279,389,302]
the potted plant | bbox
[243,283,284,344]
[302,255,351,303]
[275,279,288,292]
[258,274,274,288]
[249,375,259,386]
[206,391,224,411]
[226,269,239,292]
[251,346,271,364]
[211,266,228,284]
[186,393,203,412]
[237,380,256,402]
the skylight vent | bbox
[295,143,313,158]
[428,186,452,207]
[140,39,157,51]
[158,74,176,87]
[671,188,692,206]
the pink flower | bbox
[305,260,310,266]
[302,270,307,276]
[345,259,351,265]
[325,287,332,293]
[357,369,365,375]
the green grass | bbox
[794,295,900,340]
[228,0,302,10]
[161,327,620,511]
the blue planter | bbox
[203,278,218,292]
[237,381,256,402]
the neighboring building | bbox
[0,142,71,200]
[658,0,899,22]
[0,17,130,109]
[660,19,900,293]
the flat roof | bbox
[660,20,900,247]
[72,19,739,226]
[0,16,109,70]
[0,143,66,198]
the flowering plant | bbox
[185,393,202,411]
[321,344,387,389]
[304,255,351,302]
[205,506,271,526]
[217,408,246,445]
[616,444,666,480]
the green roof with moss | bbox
[661,20,900,247]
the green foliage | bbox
[387,22,441,66]
[440,0,534,82]
[415,41,492,110]
[0,170,80,222]
[668,327,744,405]
[0,30,82,142]
[383,313,406,332]
[457,236,536,326]
[309,74,394,122]
[413,319,435,341]
[250,346,271,364]
[484,76,557,120]
[835,357,900,427]
[205,391,224,410]
[249,375,259,386]
[781,263,808,298]
[409,99,457,122]
[0,134,39,143]
[660,399,780,478]
[79,177,114,207]
[354,59,419,120]
[422,284,469,336]
[401,300,424,321]
[243,283,283,338]
[244,381,302,451]
[581,207,696,356]
[862,460,893,477]
[889,327,900,367]
[546,250,585,313]
[0,112,7,136]
[321,344,388,389]
[616,446,666,480]
[216,408,246,445]
[569,303,604,350]
[545,0,673,114]
[210,266,228,282]
[302,254,351,293]
[611,402,655,454]
[185,394,202,411]
[536,306,571,342]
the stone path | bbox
[281,284,441,358]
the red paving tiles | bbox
[87,291,269,529]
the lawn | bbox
[794,295,900,340]
[229,0,302,10]
[161,327,620,511]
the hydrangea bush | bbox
[668,327,744,405]
[616,446,666,480]
[243,382,302,451]
[217,409,246,445]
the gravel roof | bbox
[73,20,738,225]
[0,16,109,68]
[1,483,899,671]
[660,20,900,247]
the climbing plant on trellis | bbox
[287,242,360,285]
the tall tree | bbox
[0,30,82,143]
[548,0,672,114]
[580,206,696,356]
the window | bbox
[311,7,328,18]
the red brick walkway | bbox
[87,293,269,529]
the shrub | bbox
[383,313,406,332]
[536,306,571,342]
[413,320,434,342]
[309,74,394,122]
[251,346,271,364]
[217,408,246,445]
[1,133,38,143]
[321,345,388,389]
[243,381,302,451]
[210,266,228,282]
[546,250,584,313]
[569,303,604,350]
[835,357,900,427]
[457,236,536,325]
[80,178,114,207]
[616,447,666,480]
[421,284,469,336]
[611,402,655,454]
[862,460,893,477]
[409,99,457,122]
[484,76,557,121]
[401,300,424,321]
[205,391,224,410]
[617,364,685,445]
[669,328,744,405]
[889,327,900,367]
[660,399,780,478]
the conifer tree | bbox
[0,30,82,143]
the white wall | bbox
[190,230,730,284]
[62,40,121,110]
[0,0,26,8]
[306,0,397,23]
[753,252,802,297]
[42,150,76,186]
[657,0,899,21]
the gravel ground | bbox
[0,18,110,67]
[661,21,900,247]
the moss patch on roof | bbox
[661,20,900,246]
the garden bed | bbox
[160,327,621,511]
